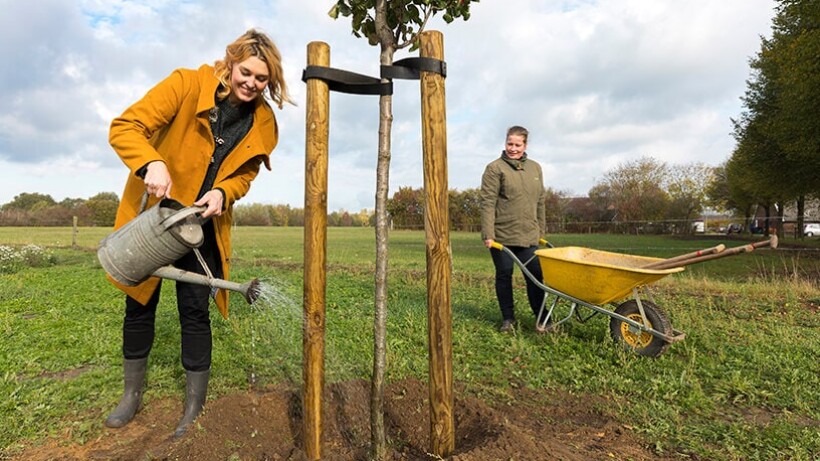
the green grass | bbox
[1,227,819,460]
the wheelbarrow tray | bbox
[535,247,684,305]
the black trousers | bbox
[490,244,547,323]
[121,221,220,372]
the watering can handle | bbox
[160,206,207,230]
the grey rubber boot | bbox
[104,357,148,428]
[173,369,210,438]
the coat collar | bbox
[501,150,528,170]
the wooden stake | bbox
[303,41,330,461]
[419,30,455,458]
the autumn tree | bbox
[588,157,670,233]
[543,187,572,233]
[448,188,480,231]
[2,192,56,211]
[386,186,424,229]
[234,203,273,226]
[666,162,715,233]
[85,192,120,227]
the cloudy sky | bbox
[0,0,775,212]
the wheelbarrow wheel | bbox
[609,300,672,358]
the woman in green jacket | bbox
[104,29,292,437]
[480,126,550,333]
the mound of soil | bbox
[11,378,679,460]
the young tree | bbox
[330,1,477,458]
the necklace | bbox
[209,107,225,145]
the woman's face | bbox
[228,56,270,104]
[505,134,527,159]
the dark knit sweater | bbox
[198,94,254,199]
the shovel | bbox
[642,244,726,269]
[644,236,778,270]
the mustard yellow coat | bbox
[109,64,278,318]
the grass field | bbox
[1,227,818,460]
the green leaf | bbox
[328,4,340,19]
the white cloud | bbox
[0,0,775,211]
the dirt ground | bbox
[10,378,686,461]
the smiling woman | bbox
[104,28,294,439]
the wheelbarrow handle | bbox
[492,239,553,251]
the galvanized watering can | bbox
[97,198,260,304]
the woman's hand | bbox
[144,161,172,198]
[484,238,495,249]
[194,190,224,219]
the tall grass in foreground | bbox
[0,227,818,460]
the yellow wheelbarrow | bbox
[490,236,777,357]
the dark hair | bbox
[506,125,529,143]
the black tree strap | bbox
[381,57,447,80]
[301,57,446,96]
[302,66,393,96]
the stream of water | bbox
[244,278,302,388]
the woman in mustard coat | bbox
[104,29,292,437]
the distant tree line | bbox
[0,157,723,233]
[0,192,377,228]
[0,192,119,227]
[385,157,718,234]
[9,151,816,234]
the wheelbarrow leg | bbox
[633,288,651,330]
[536,295,560,328]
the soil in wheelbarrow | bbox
[10,378,683,461]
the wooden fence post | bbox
[419,30,454,458]
[72,216,78,248]
[303,40,330,461]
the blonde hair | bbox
[214,29,293,109]
[506,125,529,143]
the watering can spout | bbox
[241,278,262,304]
[152,266,261,305]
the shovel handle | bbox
[647,237,777,270]
[642,244,725,269]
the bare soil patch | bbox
[11,378,683,461]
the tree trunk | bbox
[371,2,394,459]
[797,195,805,239]
[775,202,784,237]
